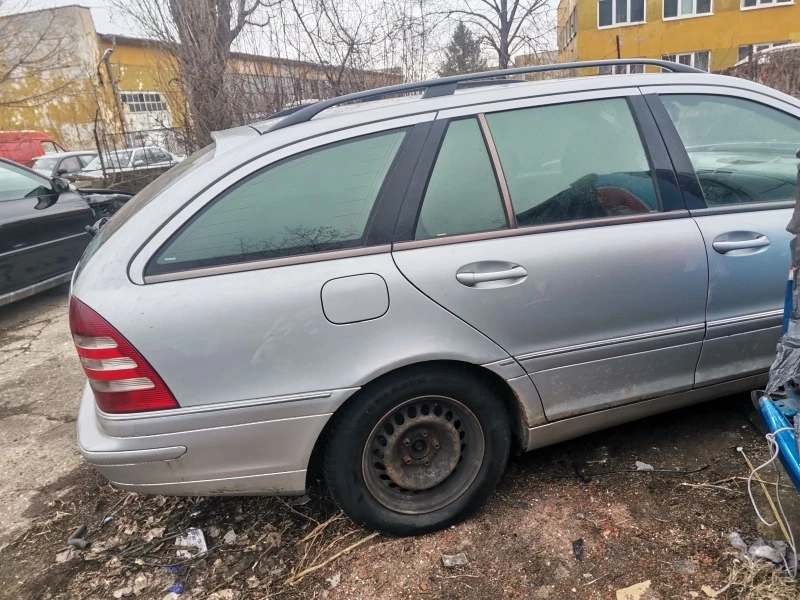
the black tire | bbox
[323,366,511,536]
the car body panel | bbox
[691,208,791,385]
[392,218,709,420]
[0,159,93,300]
[639,83,799,389]
[71,71,800,496]
[75,252,518,410]
[77,385,320,494]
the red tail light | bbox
[69,297,179,413]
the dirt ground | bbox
[1,287,800,599]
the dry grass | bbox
[723,559,800,599]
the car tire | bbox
[323,366,511,536]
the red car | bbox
[0,131,67,167]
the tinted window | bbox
[0,162,52,201]
[485,98,658,227]
[85,150,132,170]
[661,95,800,206]
[598,0,612,25]
[78,145,216,273]
[146,148,170,163]
[155,130,406,270]
[415,119,506,240]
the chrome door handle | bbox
[712,235,770,254]
[456,266,527,286]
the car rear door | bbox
[642,86,800,386]
[122,115,517,415]
[0,162,93,296]
[391,89,710,421]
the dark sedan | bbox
[0,157,128,307]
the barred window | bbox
[120,92,168,113]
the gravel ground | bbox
[1,287,799,599]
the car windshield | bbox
[85,150,132,171]
[32,157,59,171]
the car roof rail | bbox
[264,59,700,133]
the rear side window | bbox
[415,119,507,240]
[661,94,800,206]
[153,130,406,271]
[146,148,170,163]
[77,144,216,273]
[486,98,658,227]
[59,156,82,173]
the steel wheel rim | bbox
[361,395,485,515]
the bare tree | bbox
[276,0,440,94]
[279,0,393,96]
[110,0,276,145]
[443,0,550,69]
[728,45,800,98]
[0,1,76,108]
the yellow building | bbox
[0,5,399,151]
[556,0,800,73]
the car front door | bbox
[644,87,800,386]
[0,162,93,297]
[392,91,710,421]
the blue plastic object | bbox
[783,277,793,334]
[758,396,800,491]
[771,386,800,419]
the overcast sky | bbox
[5,0,131,33]
[7,0,557,63]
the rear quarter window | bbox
[149,129,407,274]
[77,144,216,270]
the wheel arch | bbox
[305,359,526,487]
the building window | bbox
[598,0,645,27]
[560,7,578,51]
[742,0,792,8]
[662,51,710,71]
[737,41,789,61]
[120,92,168,113]
[569,8,577,41]
[664,0,712,18]
[599,63,645,74]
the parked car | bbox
[78,146,181,179]
[71,59,800,536]
[0,130,67,167]
[31,151,98,178]
[0,157,130,307]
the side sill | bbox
[524,373,766,451]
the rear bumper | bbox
[76,384,351,496]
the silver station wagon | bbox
[72,59,800,535]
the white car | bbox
[31,150,98,177]
[80,146,182,179]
